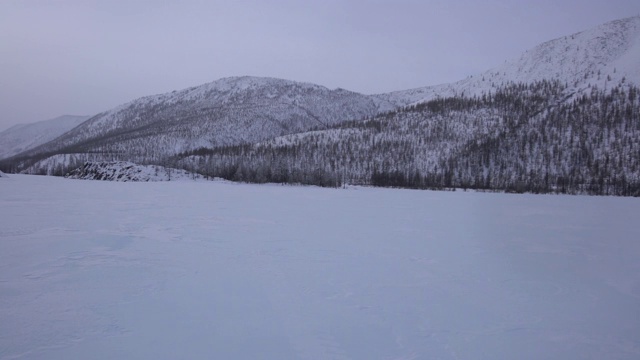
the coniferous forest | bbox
[173,81,640,196]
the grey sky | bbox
[1,0,639,131]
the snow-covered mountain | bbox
[177,80,640,195]
[0,115,90,160]
[2,16,639,196]
[375,16,640,108]
[16,77,378,163]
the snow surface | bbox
[1,175,640,359]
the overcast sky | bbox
[1,0,639,131]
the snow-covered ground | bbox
[65,161,204,182]
[1,175,639,359]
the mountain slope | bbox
[177,80,640,195]
[0,115,90,160]
[15,77,378,165]
[374,16,640,108]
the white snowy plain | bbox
[1,175,639,360]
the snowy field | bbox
[1,174,640,360]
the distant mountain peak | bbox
[0,115,90,160]
[375,16,640,107]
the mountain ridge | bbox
[2,16,639,196]
[0,115,90,160]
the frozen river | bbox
[1,174,639,359]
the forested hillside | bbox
[174,81,640,195]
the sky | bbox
[1,0,640,131]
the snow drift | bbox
[65,161,203,182]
